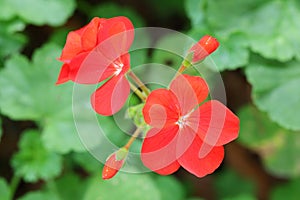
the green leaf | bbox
[151,33,186,69]
[83,173,161,200]
[188,0,300,62]
[215,168,255,199]
[11,130,62,182]
[271,178,300,200]
[0,20,27,59]
[8,0,76,26]
[0,43,86,153]
[237,105,300,177]
[185,0,206,27]
[72,151,102,173]
[238,105,280,148]
[88,2,145,28]
[154,175,185,200]
[53,173,88,200]
[245,58,300,131]
[246,0,300,61]
[17,191,58,200]
[222,194,256,200]
[0,178,10,200]
[0,0,16,20]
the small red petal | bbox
[178,136,224,178]
[170,74,209,115]
[141,126,180,174]
[59,31,82,61]
[190,35,219,62]
[143,89,180,128]
[197,100,240,146]
[91,74,130,116]
[81,17,102,51]
[56,63,70,84]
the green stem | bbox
[9,174,21,200]
[129,81,146,101]
[128,71,150,96]
[124,127,142,150]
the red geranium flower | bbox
[141,74,239,177]
[56,17,134,115]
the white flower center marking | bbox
[113,62,124,76]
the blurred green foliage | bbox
[0,0,299,199]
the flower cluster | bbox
[57,17,239,179]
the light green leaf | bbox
[12,130,62,182]
[83,173,161,200]
[17,191,59,200]
[246,0,300,61]
[0,0,15,20]
[54,173,88,200]
[0,20,27,59]
[72,151,102,173]
[187,0,300,62]
[0,43,86,153]
[237,105,300,177]
[151,33,187,69]
[8,0,76,26]
[238,105,280,148]
[271,178,300,200]
[154,175,185,200]
[0,178,10,200]
[246,59,300,131]
[42,119,85,154]
[88,2,145,28]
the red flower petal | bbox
[91,74,130,116]
[81,17,102,51]
[141,126,180,175]
[197,100,240,147]
[190,35,219,63]
[176,126,198,159]
[178,136,224,178]
[170,74,209,114]
[143,89,180,128]
[74,52,130,84]
[59,31,82,61]
[56,63,70,84]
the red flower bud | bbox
[190,35,219,63]
[102,148,128,180]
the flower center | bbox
[113,61,124,76]
[177,115,187,129]
[176,109,194,129]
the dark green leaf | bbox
[271,178,300,200]
[12,130,62,182]
[237,105,300,177]
[215,168,255,199]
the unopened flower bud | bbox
[186,35,219,65]
[102,147,128,180]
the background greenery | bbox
[0,0,299,199]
